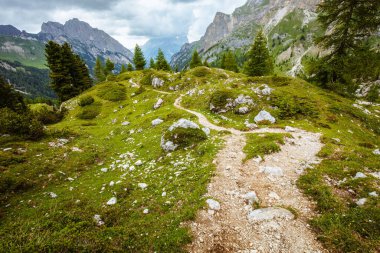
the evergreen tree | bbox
[0,75,27,113]
[45,41,92,102]
[221,51,238,72]
[94,57,105,83]
[120,64,127,73]
[127,63,134,71]
[149,58,156,69]
[133,45,146,70]
[189,50,202,69]
[244,30,273,76]
[155,49,171,71]
[203,59,210,68]
[105,58,115,76]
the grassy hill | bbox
[0,67,379,252]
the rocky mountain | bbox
[171,0,321,74]
[141,35,188,65]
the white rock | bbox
[259,166,284,176]
[354,172,367,179]
[206,199,220,211]
[3,148,12,152]
[71,147,83,152]
[247,207,294,222]
[138,183,148,189]
[237,107,250,115]
[245,120,258,129]
[49,192,58,198]
[356,198,367,206]
[93,214,104,226]
[373,149,380,155]
[168,118,200,131]
[135,160,143,166]
[107,197,117,205]
[235,94,254,105]
[143,209,149,214]
[121,121,130,126]
[243,191,259,204]
[67,177,75,182]
[285,126,296,132]
[162,192,167,197]
[268,191,281,200]
[161,140,178,152]
[109,181,115,187]
[253,156,263,163]
[101,168,108,172]
[152,118,164,126]
[152,77,164,88]
[369,191,378,197]
[254,110,276,124]
[202,127,210,136]
[154,98,164,109]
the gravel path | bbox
[174,96,327,253]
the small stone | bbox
[67,177,75,182]
[107,197,117,205]
[259,166,284,176]
[356,198,367,206]
[354,172,367,179]
[152,118,164,126]
[109,181,115,187]
[254,110,276,124]
[373,149,380,155]
[162,192,167,197]
[138,183,148,189]
[268,191,280,200]
[135,160,143,166]
[243,191,259,204]
[101,168,108,173]
[154,98,164,109]
[121,121,130,126]
[202,127,211,136]
[3,148,12,152]
[285,126,296,132]
[369,191,378,197]
[49,192,58,198]
[206,199,220,211]
[93,214,104,226]
[71,147,83,152]
[143,209,149,214]
[247,207,294,222]
[253,156,263,163]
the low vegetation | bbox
[243,133,290,161]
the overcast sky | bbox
[0,0,246,49]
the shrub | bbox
[0,108,44,140]
[33,106,67,125]
[97,83,126,101]
[209,90,234,110]
[272,93,318,119]
[163,127,207,149]
[191,67,211,77]
[78,95,95,107]
[77,102,102,120]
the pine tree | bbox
[127,63,134,71]
[0,75,27,113]
[105,58,115,76]
[45,41,92,102]
[149,58,156,69]
[221,51,238,72]
[189,50,202,69]
[120,64,127,73]
[244,30,273,76]
[133,45,146,70]
[155,49,171,71]
[94,57,105,83]
[203,59,210,68]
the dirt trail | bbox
[174,96,327,253]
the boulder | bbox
[247,207,294,222]
[354,172,367,179]
[152,77,164,88]
[154,98,164,109]
[254,110,276,124]
[235,94,254,105]
[237,107,250,115]
[168,119,200,131]
[152,118,164,126]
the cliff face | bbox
[171,0,321,72]
[39,18,133,71]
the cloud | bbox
[0,0,247,48]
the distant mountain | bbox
[141,35,188,65]
[0,19,134,98]
[171,0,321,75]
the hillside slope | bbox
[0,68,379,252]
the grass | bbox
[0,67,379,252]
[243,133,291,161]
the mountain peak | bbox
[0,25,21,36]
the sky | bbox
[0,0,246,49]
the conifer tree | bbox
[133,45,146,70]
[189,50,202,69]
[221,51,238,72]
[244,30,273,76]
[45,41,92,102]
[120,64,127,73]
[127,63,134,71]
[105,58,115,76]
[149,58,156,69]
[155,49,171,71]
[94,57,105,83]
[203,59,210,68]
[0,75,27,113]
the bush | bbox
[77,102,102,120]
[33,106,67,125]
[78,95,95,107]
[209,90,234,110]
[97,83,126,101]
[163,127,207,149]
[190,67,211,77]
[272,93,318,119]
[0,108,44,140]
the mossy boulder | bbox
[161,119,207,151]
